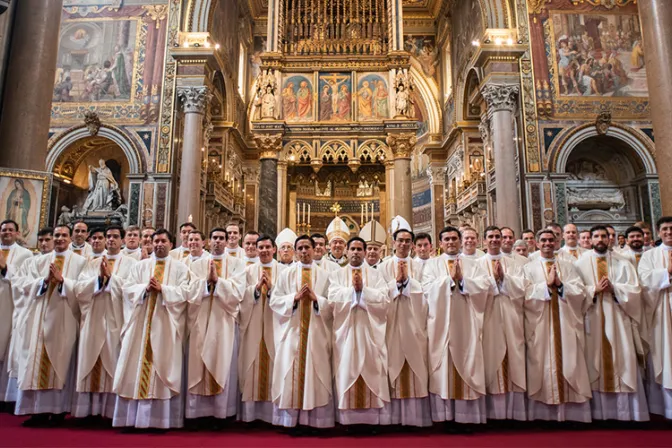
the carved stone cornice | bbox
[254,134,283,160]
[243,164,261,183]
[481,84,519,114]
[478,118,490,144]
[386,133,417,159]
[177,86,211,114]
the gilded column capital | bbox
[481,83,519,114]
[177,86,211,114]
[255,133,283,160]
[386,133,416,159]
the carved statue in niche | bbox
[82,159,122,212]
[314,179,332,197]
[356,179,374,197]
[394,70,415,118]
[566,159,608,181]
[255,69,278,120]
[567,187,626,211]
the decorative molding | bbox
[481,83,520,114]
[254,134,283,159]
[386,133,417,159]
[83,111,102,136]
[595,111,612,136]
[177,86,211,114]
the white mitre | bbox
[326,216,349,242]
[390,215,412,234]
[275,227,298,248]
[360,219,387,247]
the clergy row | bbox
[1,215,672,431]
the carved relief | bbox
[481,84,520,113]
[386,133,417,159]
[254,134,283,159]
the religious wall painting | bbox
[403,35,439,79]
[412,90,428,138]
[248,36,266,96]
[0,169,52,248]
[318,73,352,122]
[356,73,389,121]
[282,75,314,122]
[549,11,647,98]
[451,0,483,82]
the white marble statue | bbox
[566,186,626,210]
[82,159,121,212]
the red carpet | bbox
[0,414,670,447]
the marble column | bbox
[386,133,416,225]
[385,161,395,222]
[481,83,521,235]
[243,163,260,232]
[177,86,210,229]
[277,160,288,232]
[428,164,446,240]
[255,134,282,237]
[639,0,672,214]
[0,0,63,170]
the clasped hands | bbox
[46,263,64,285]
[294,284,317,304]
[546,264,562,289]
[594,276,613,294]
[255,270,273,295]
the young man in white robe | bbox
[224,223,244,259]
[413,232,433,277]
[112,229,189,429]
[169,222,195,260]
[523,229,537,255]
[73,225,136,420]
[476,226,527,421]
[69,220,93,257]
[0,220,33,413]
[14,225,86,426]
[523,229,592,422]
[500,227,529,266]
[88,228,107,260]
[140,227,155,259]
[422,226,490,427]
[460,227,485,260]
[270,235,334,429]
[579,230,592,250]
[638,216,672,418]
[378,227,431,427]
[328,237,391,426]
[122,226,143,261]
[242,231,260,265]
[239,235,286,423]
[559,223,586,261]
[311,233,340,272]
[575,225,649,422]
[184,230,208,267]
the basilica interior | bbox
[0,0,667,244]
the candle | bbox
[370,203,374,219]
[361,204,364,225]
[303,203,306,225]
[296,202,300,227]
[188,214,193,222]
[308,204,311,224]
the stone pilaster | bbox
[386,132,416,225]
[255,133,283,237]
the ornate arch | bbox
[549,123,657,176]
[356,139,390,163]
[281,140,313,163]
[409,66,441,136]
[47,124,145,175]
[319,140,351,164]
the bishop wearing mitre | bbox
[73,225,136,420]
[185,227,245,421]
[328,237,391,425]
[14,225,86,426]
[476,226,527,421]
[378,217,431,427]
[270,235,334,429]
[575,225,649,422]
[638,217,672,419]
[523,229,592,422]
[239,235,286,423]
[422,226,490,426]
[112,229,189,429]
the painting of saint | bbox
[318,73,351,121]
[297,81,313,119]
[282,82,298,119]
[281,75,313,121]
[0,174,46,247]
[357,73,388,121]
[551,12,648,97]
[5,179,31,238]
[404,35,439,79]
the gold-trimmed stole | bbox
[37,254,65,390]
[596,256,615,392]
[546,260,565,403]
[296,266,312,408]
[256,265,273,401]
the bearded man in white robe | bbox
[73,225,136,420]
[0,219,33,413]
[575,225,649,422]
[185,227,245,421]
[378,228,431,427]
[270,235,334,429]
[328,237,391,425]
[476,226,527,421]
[14,225,86,426]
[239,235,286,423]
[422,226,490,427]
[112,229,189,429]
[524,229,592,422]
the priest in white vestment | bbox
[88,228,107,261]
[460,227,485,260]
[327,217,349,267]
[185,227,245,420]
[239,235,286,423]
[122,226,143,261]
[169,222,195,260]
[224,223,244,259]
[638,217,672,418]
[184,230,209,267]
[14,225,86,426]
[328,237,391,425]
[360,220,387,269]
[412,232,433,277]
[378,226,431,427]
[112,229,189,429]
[422,226,490,425]
[73,225,136,419]
[559,223,586,261]
[523,229,592,422]
[311,233,340,272]
[276,228,297,267]
[270,235,334,428]
[70,221,93,257]
[476,226,527,421]
[241,231,260,265]
[0,220,33,412]
[575,225,649,421]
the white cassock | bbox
[270,262,334,428]
[0,243,34,404]
[413,256,431,278]
[184,253,208,268]
[575,251,649,421]
[638,245,672,418]
[523,257,592,422]
[243,256,260,267]
[378,256,432,427]
[169,246,191,261]
[14,250,86,415]
[328,264,391,425]
[112,256,189,429]
[69,242,93,258]
[422,254,490,424]
[476,253,527,421]
[225,246,244,260]
[185,254,245,419]
[314,258,340,273]
[620,249,649,379]
[122,248,143,261]
[460,249,485,261]
[559,245,586,261]
[73,254,136,418]
[239,260,286,423]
